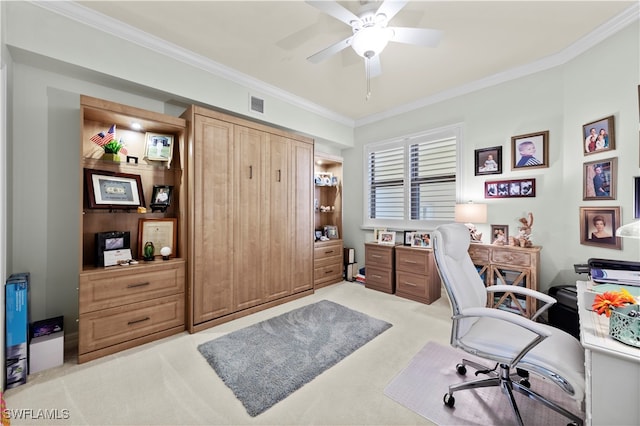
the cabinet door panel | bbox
[234,125,266,310]
[192,115,235,323]
[291,141,314,293]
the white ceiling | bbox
[74,1,636,123]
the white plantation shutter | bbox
[365,125,459,227]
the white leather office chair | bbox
[432,223,585,426]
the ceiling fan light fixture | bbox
[351,26,392,58]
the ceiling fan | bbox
[306,0,443,98]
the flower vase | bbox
[101,153,121,162]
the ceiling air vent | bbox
[249,95,265,115]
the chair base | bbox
[444,359,583,426]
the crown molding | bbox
[32,1,639,130]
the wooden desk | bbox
[576,281,640,426]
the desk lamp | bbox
[455,201,487,243]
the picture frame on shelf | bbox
[410,232,431,248]
[150,185,173,212]
[485,178,535,198]
[144,132,174,162]
[490,225,509,245]
[583,115,615,155]
[84,168,145,209]
[378,231,396,245]
[314,172,333,186]
[474,146,502,175]
[138,218,178,259]
[324,225,339,239]
[373,228,387,242]
[511,130,548,169]
[583,157,616,200]
[579,206,621,250]
[403,230,416,246]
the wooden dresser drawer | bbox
[365,244,395,269]
[365,266,395,294]
[79,293,184,354]
[79,260,185,314]
[468,245,489,263]
[314,241,343,260]
[491,248,532,267]
[396,270,429,299]
[395,247,428,274]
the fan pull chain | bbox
[365,57,371,101]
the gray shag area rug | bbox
[197,300,392,417]
[384,341,585,425]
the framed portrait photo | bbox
[474,146,502,176]
[403,230,416,246]
[511,131,548,170]
[144,132,174,162]
[410,232,432,248]
[378,231,396,245]
[324,225,339,239]
[583,157,616,200]
[583,115,615,155]
[490,225,509,245]
[579,207,621,250]
[150,185,173,212]
[84,168,144,209]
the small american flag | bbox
[90,124,116,146]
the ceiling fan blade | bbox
[366,55,382,79]
[389,27,443,47]
[307,35,353,63]
[375,0,409,22]
[306,1,359,26]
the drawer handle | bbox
[325,270,334,274]
[372,255,382,258]
[403,281,417,287]
[325,250,335,254]
[128,317,151,326]
[372,274,382,279]
[127,282,150,289]
[403,260,418,264]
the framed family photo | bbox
[511,131,548,170]
[145,132,174,162]
[485,178,536,198]
[403,230,416,246]
[378,231,396,245]
[583,157,616,200]
[474,146,502,176]
[490,225,509,245]
[583,115,615,155]
[579,206,621,250]
[84,168,145,209]
[410,232,432,248]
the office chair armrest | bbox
[487,285,556,320]
[461,307,552,338]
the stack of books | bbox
[344,248,357,282]
[355,267,366,284]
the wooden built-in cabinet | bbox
[395,246,441,304]
[78,95,188,363]
[364,243,396,294]
[182,106,314,333]
[468,244,541,318]
[314,153,343,287]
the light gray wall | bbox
[343,22,640,292]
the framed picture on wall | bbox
[474,146,502,175]
[583,157,616,200]
[583,115,615,155]
[485,178,535,198]
[579,206,621,250]
[511,131,548,169]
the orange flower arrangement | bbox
[591,289,637,317]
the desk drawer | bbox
[468,245,489,263]
[395,248,428,274]
[315,241,343,260]
[396,271,428,298]
[79,293,184,354]
[365,244,394,269]
[365,266,394,294]
[491,248,532,267]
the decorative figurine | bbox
[143,241,155,261]
[517,212,534,247]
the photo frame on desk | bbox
[84,168,144,209]
[138,218,177,259]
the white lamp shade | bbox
[455,203,487,224]
[615,220,640,239]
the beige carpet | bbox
[384,341,584,426]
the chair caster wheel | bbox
[519,378,530,388]
[443,393,455,408]
[456,363,467,375]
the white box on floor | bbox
[29,331,64,373]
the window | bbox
[364,124,460,228]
